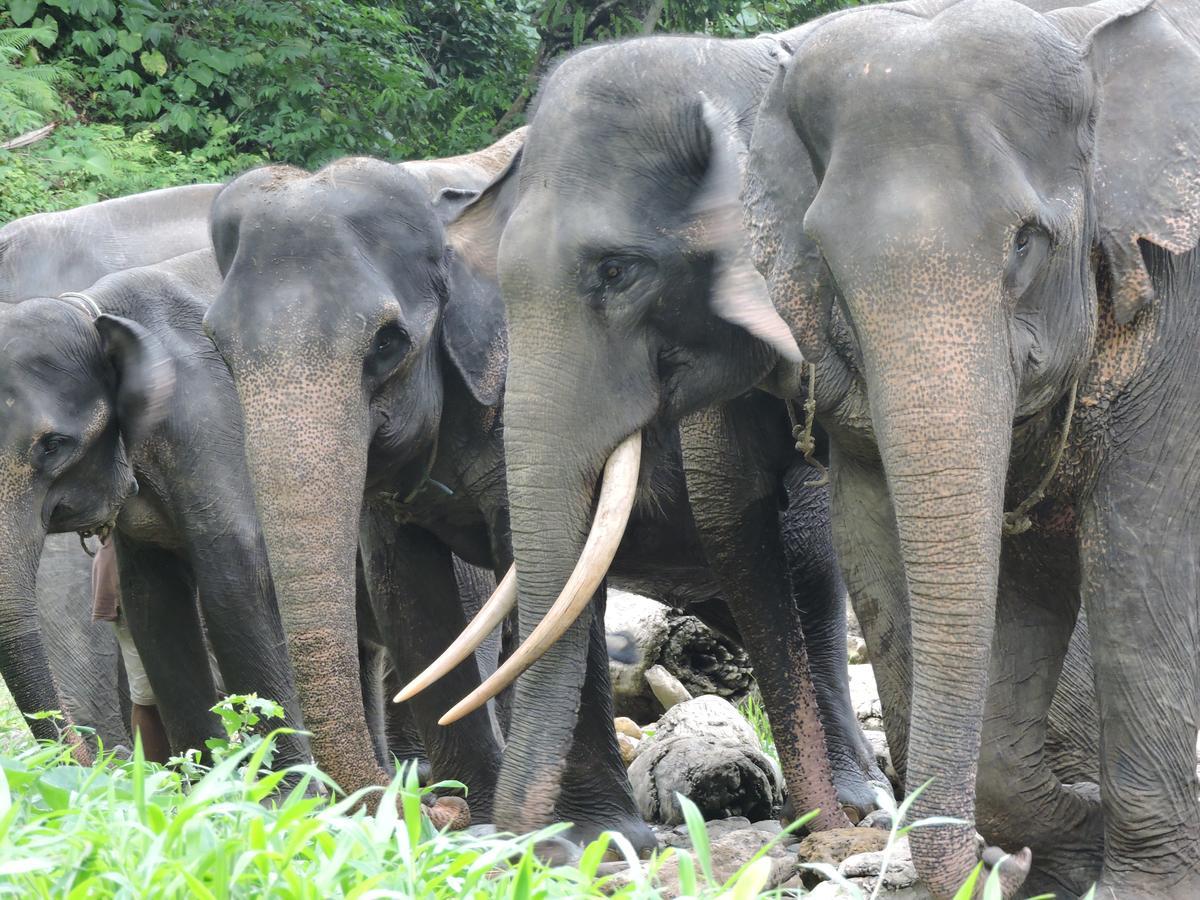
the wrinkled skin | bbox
[204,140,524,821]
[204,131,885,848]
[479,29,879,841]
[0,250,308,768]
[745,0,1200,895]
[36,533,129,751]
[0,184,219,305]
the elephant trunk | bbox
[0,528,90,763]
[866,338,1023,897]
[235,374,391,801]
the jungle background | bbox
[1,0,856,222]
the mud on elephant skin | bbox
[744,0,1200,895]
[0,250,309,768]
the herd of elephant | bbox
[1,0,1198,896]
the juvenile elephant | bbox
[743,1,1200,895]
[203,131,885,846]
[0,250,308,768]
[0,184,220,304]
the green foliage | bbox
[0,120,262,220]
[0,18,65,137]
[738,691,778,764]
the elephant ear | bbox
[1049,0,1200,325]
[683,97,802,363]
[440,148,523,407]
[95,314,177,455]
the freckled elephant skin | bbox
[745,1,1200,896]
[0,249,309,770]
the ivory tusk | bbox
[439,431,642,726]
[393,565,517,703]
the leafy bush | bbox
[0,18,64,138]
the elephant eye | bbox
[34,432,76,469]
[1014,226,1033,256]
[365,323,411,381]
[598,258,628,286]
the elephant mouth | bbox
[395,431,644,721]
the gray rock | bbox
[652,694,761,746]
[606,591,673,722]
[848,665,884,731]
[847,635,869,665]
[858,808,895,831]
[603,826,798,898]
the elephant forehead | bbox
[792,0,1093,155]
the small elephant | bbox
[202,123,887,849]
[0,250,308,768]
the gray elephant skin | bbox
[0,184,220,305]
[201,125,891,845]
[743,0,1200,896]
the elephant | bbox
[0,249,309,770]
[445,25,896,847]
[740,0,1200,895]
[0,183,220,304]
[202,131,887,848]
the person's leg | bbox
[113,615,170,763]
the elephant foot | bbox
[559,815,658,859]
[823,742,894,824]
[421,794,471,830]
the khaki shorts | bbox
[113,613,156,707]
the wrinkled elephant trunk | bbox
[235,376,392,801]
[0,531,90,763]
[866,342,1021,897]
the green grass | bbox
[0,692,810,898]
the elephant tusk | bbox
[393,566,518,703]
[439,431,641,726]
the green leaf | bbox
[952,862,985,900]
[117,31,142,53]
[676,793,714,884]
[9,0,38,26]
[140,49,167,77]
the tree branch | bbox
[1,122,56,151]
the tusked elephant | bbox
[201,129,888,848]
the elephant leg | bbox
[552,582,653,851]
[114,537,219,758]
[382,662,431,784]
[783,458,892,820]
[359,509,502,821]
[975,530,1103,898]
[828,448,912,784]
[1044,611,1100,786]
[681,401,848,831]
[189,533,309,769]
[1081,444,1200,899]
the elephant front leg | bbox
[975,530,1103,898]
[783,457,892,820]
[681,402,849,831]
[552,581,655,854]
[828,450,913,787]
[359,511,503,822]
[1081,442,1200,899]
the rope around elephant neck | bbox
[786,364,830,488]
[1001,379,1078,536]
[785,365,1079,536]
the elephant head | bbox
[745,0,1200,894]
[439,41,806,834]
[202,136,520,806]
[0,298,174,759]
